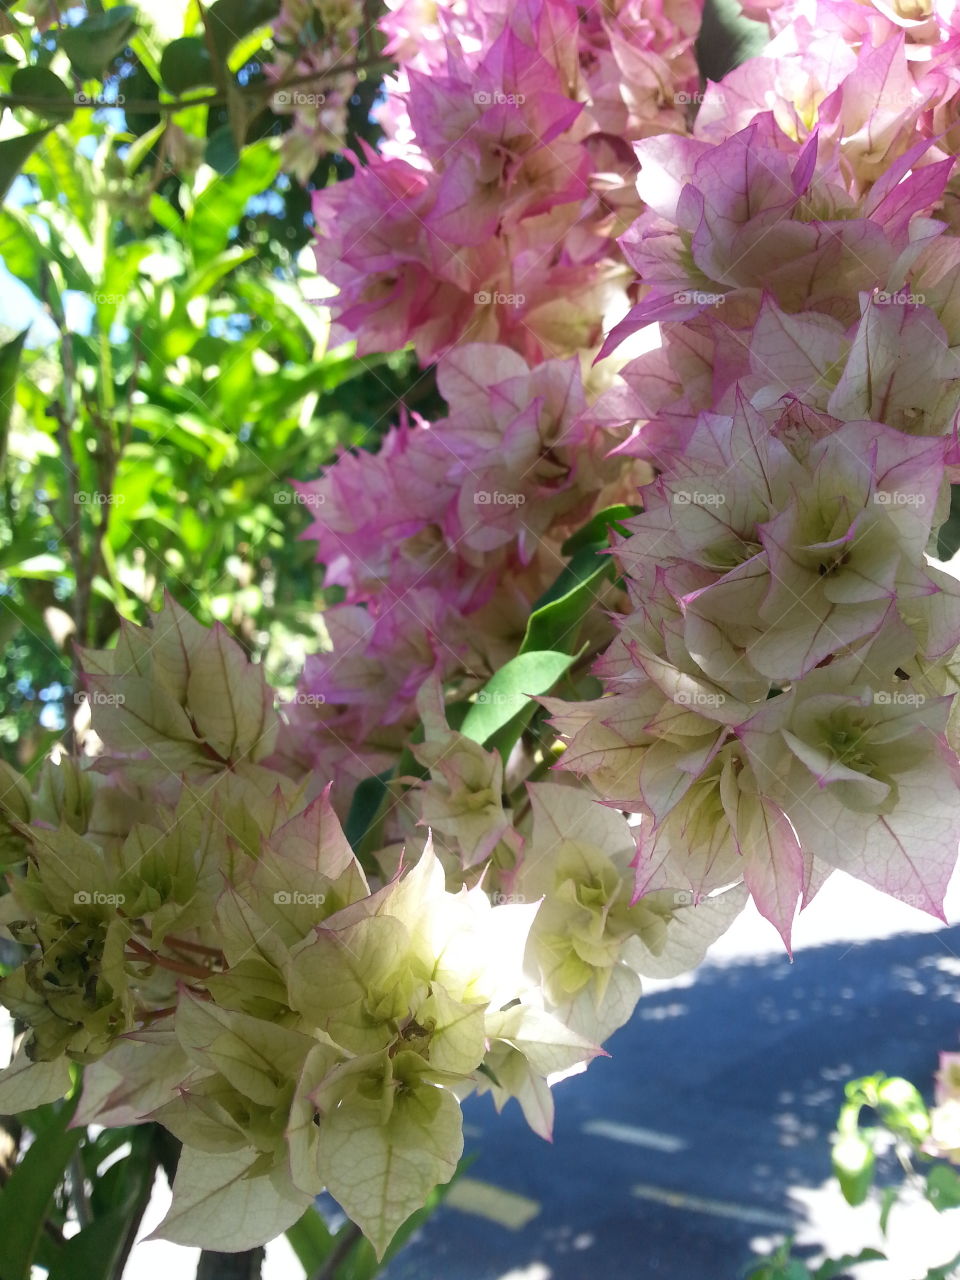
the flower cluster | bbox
[0,604,597,1255]
[0,598,741,1253]
[266,0,368,180]
[550,400,960,947]
[4,0,960,1260]
[309,0,705,362]
[276,341,641,800]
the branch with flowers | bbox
[4,0,960,1268]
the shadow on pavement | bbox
[382,924,960,1280]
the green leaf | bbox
[878,1184,898,1236]
[926,1163,960,1212]
[813,1248,885,1279]
[344,769,393,854]
[34,129,94,230]
[49,1206,135,1280]
[922,1250,960,1280]
[186,139,280,258]
[460,650,576,757]
[206,0,281,63]
[520,544,612,655]
[0,327,28,470]
[696,0,769,82]
[60,7,138,79]
[160,37,214,93]
[227,23,273,72]
[560,503,638,556]
[285,1206,334,1274]
[204,124,240,175]
[832,1132,876,1207]
[936,484,960,561]
[0,130,52,201]
[743,1246,812,1280]
[180,245,254,300]
[875,1077,930,1142]
[9,67,75,120]
[0,1096,82,1280]
[122,120,165,176]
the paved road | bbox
[372,880,960,1280]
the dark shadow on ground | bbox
[381,924,960,1280]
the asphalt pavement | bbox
[371,876,960,1280]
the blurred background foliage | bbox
[0,0,768,771]
[0,0,446,770]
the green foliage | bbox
[0,105,416,766]
[697,0,769,83]
[0,1095,83,1280]
[60,7,139,79]
[0,0,387,201]
[749,1070,960,1280]
[744,1241,886,1280]
[460,650,576,759]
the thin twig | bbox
[311,1223,363,1280]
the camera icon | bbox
[274,90,292,106]
[474,91,492,105]
[474,290,491,304]
[672,890,694,906]
[474,491,492,504]
[275,490,292,503]
[74,890,91,905]
[873,691,892,705]
[675,91,691,104]
[673,491,691,505]
[274,890,292,904]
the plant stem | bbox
[311,1223,363,1280]
[196,1246,265,1280]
